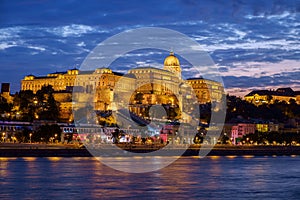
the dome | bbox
[164,52,180,66]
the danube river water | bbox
[1,156,300,199]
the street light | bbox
[29,133,32,143]
[2,132,5,142]
[54,134,58,144]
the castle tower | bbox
[163,52,181,79]
[1,83,13,103]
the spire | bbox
[170,47,174,55]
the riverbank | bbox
[2,143,300,157]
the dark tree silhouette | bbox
[34,124,62,143]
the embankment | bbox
[1,144,300,157]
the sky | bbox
[0,0,299,96]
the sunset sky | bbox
[0,0,299,96]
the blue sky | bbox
[0,0,299,96]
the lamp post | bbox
[29,133,32,143]
[33,98,38,120]
[2,132,5,142]
[54,134,58,144]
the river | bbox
[1,156,300,199]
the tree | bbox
[266,95,273,103]
[219,135,230,144]
[0,96,12,119]
[36,85,54,102]
[34,124,62,143]
[13,90,35,121]
[14,127,31,143]
[193,132,203,144]
[200,103,211,123]
[36,85,60,121]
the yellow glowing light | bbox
[191,156,200,159]
[243,155,254,159]
[226,155,237,159]
[0,157,17,161]
[210,156,220,160]
[133,156,143,159]
[47,157,62,162]
[23,157,36,162]
[0,157,9,161]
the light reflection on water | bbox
[1,156,300,199]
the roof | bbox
[120,73,136,79]
[49,71,67,75]
[34,76,55,79]
[245,88,297,97]
[163,52,180,66]
[245,90,271,97]
[187,77,204,80]
[69,67,78,70]
[276,88,295,96]
[113,71,125,76]
[78,70,94,75]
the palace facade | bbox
[21,52,224,121]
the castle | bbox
[21,52,225,122]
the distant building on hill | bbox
[244,87,300,105]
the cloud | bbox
[161,20,205,26]
[220,60,300,78]
[0,40,46,52]
[0,26,25,40]
[135,61,161,68]
[43,24,110,37]
[27,45,46,51]
[218,67,228,72]
[201,39,299,52]
[123,51,163,58]
[245,11,296,20]
[0,1,299,94]
[226,83,300,98]
[0,42,18,50]
[77,42,86,47]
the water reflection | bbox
[226,155,237,159]
[23,157,37,162]
[0,156,300,199]
[47,157,62,162]
[96,156,181,173]
[243,155,254,159]
[209,155,221,160]
[0,160,9,177]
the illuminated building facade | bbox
[231,123,256,144]
[244,88,300,105]
[21,52,224,121]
